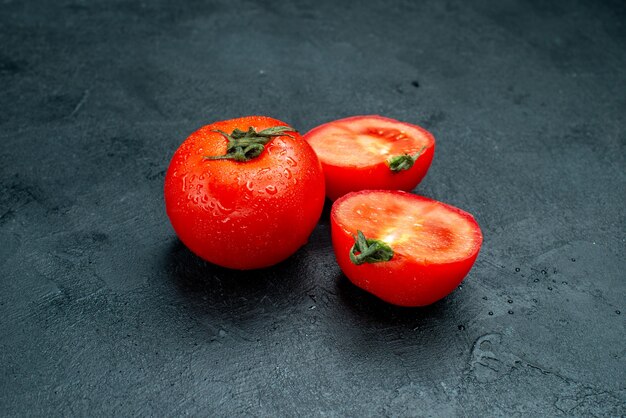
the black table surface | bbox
[1,0,625,416]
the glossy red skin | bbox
[164,116,325,270]
[304,115,435,200]
[331,191,482,307]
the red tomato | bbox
[331,190,482,307]
[304,115,435,200]
[164,116,325,270]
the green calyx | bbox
[204,126,295,162]
[349,230,394,265]
[387,146,427,172]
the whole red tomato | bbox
[164,116,325,270]
[331,190,482,306]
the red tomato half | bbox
[331,190,482,307]
[304,115,435,200]
[165,116,325,270]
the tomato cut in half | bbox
[164,116,325,270]
[331,190,482,307]
[304,115,435,200]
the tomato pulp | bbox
[164,116,325,270]
[305,115,435,200]
[331,190,483,306]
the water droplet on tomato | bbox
[286,157,297,167]
[265,185,277,195]
[216,200,233,213]
[246,181,254,192]
[283,168,292,179]
[267,141,286,156]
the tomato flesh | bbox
[165,116,325,270]
[305,115,435,200]
[331,190,482,306]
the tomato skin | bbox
[320,147,434,201]
[331,191,482,307]
[164,116,325,270]
[304,115,435,201]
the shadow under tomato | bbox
[319,273,472,383]
[335,272,462,330]
[317,198,333,226]
[164,239,313,322]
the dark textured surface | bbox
[1,0,625,415]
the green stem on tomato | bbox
[204,126,295,162]
[349,230,394,265]
[386,145,427,172]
